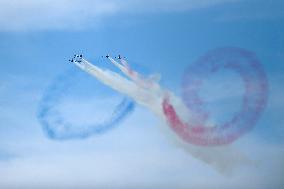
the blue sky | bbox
[0,0,284,188]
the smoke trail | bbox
[108,57,161,88]
[37,68,135,140]
[174,47,268,146]
[72,56,254,173]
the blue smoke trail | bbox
[37,68,135,140]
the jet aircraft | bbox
[69,54,83,63]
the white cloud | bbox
[0,0,235,31]
[1,135,284,188]
[0,0,119,31]
[215,0,284,22]
[1,0,283,31]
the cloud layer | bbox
[0,0,235,31]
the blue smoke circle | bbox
[37,68,135,140]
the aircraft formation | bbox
[69,54,125,64]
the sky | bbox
[0,0,284,188]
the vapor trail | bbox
[73,57,250,173]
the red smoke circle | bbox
[163,47,268,146]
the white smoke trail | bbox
[73,57,250,174]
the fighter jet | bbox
[70,54,83,63]
[115,54,125,60]
[101,54,110,58]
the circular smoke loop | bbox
[163,47,269,146]
[37,68,135,140]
